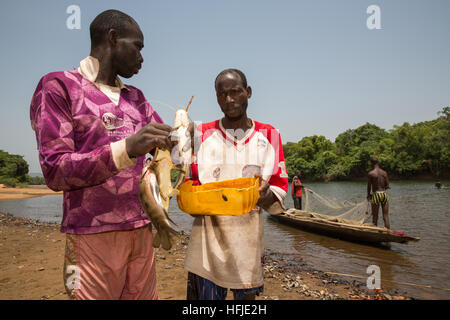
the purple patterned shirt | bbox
[30,69,163,234]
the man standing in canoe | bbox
[367,157,390,229]
[29,10,173,299]
[184,69,289,300]
[291,170,304,210]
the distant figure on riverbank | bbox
[292,170,304,210]
[435,180,442,189]
[367,157,390,229]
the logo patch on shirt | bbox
[102,112,124,130]
[213,167,221,178]
[257,138,267,148]
[242,165,261,178]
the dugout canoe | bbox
[270,209,420,244]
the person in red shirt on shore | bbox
[291,170,304,210]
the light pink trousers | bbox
[63,224,158,300]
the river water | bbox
[0,180,449,299]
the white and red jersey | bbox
[184,119,288,289]
[190,119,289,209]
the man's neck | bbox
[221,115,253,140]
[221,115,252,131]
[90,50,118,87]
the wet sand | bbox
[0,184,62,201]
[0,212,414,300]
[0,187,413,300]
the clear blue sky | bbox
[1,0,449,174]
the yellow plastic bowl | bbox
[177,177,260,215]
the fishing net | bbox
[302,188,371,225]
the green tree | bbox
[283,107,450,181]
[0,150,30,187]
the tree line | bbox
[0,150,45,187]
[283,107,450,181]
[2,107,449,187]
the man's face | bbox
[216,73,251,121]
[111,23,144,78]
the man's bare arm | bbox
[384,172,390,189]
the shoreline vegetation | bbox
[294,174,448,183]
[0,188,414,300]
[1,108,449,188]
[284,107,450,182]
[0,150,45,188]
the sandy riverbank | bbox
[0,184,62,201]
[0,211,413,300]
[0,185,414,300]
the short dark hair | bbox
[370,157,379,165]
[90,9,137,47]
[215,68,248,91]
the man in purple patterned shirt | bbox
[30,10,172,299]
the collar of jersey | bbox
[218,118,256,147]
[78,56,130,91]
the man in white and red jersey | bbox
[184,69,289,300]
